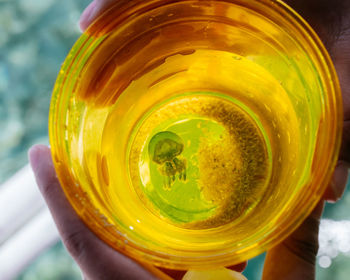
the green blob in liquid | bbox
[148,131,187,188]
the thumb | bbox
[28,144,158,280]
[262,201,324,280]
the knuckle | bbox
[340,120,350,163]
[283,215,320,265]
[62,230,89,260]
[286,236,319,264]
[39,177,59,200]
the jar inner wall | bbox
[50,0,341,269]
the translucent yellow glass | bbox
[49,0,342,270]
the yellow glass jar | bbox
[49,0,342,270]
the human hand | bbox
[28,145,162,280]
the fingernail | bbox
[79,1,97,32]
[28,144,50,173]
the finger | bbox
[339,120,350,164]
[262,201,324,280]
[28,145,158,280]
[323,160,349,202]
[80,0,117,31]
[284,0,349,48]
[79,1,97,31]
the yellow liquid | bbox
[74,49,300,237]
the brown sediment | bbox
[185,99,269,229]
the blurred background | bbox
[0,0,349,279]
